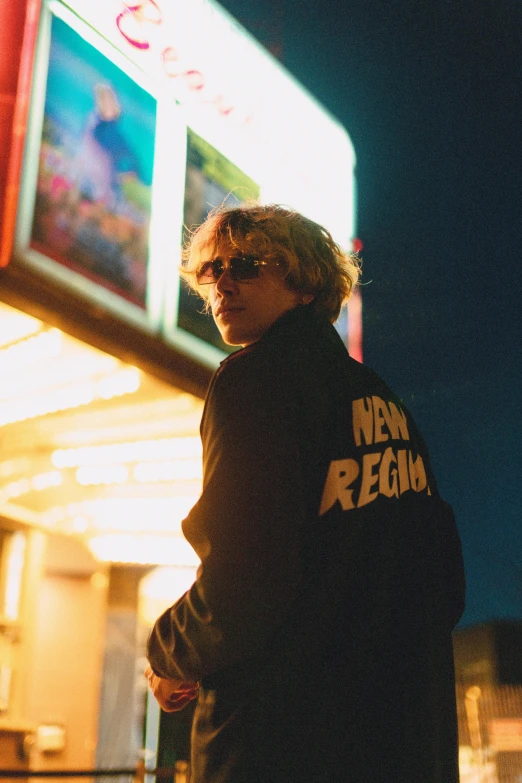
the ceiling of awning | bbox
[0,300,204,566]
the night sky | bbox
[219,0,522,627]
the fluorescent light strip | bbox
[0,471,63,504]
[74,460,202,486]
[88,534,200,567]
[0,369,141,426]
[0,311,42,349]
[76,465,129,486]
[64,496,197,532]
[134,459,202,482]
[53,435,201,468]
[0,329,62,373]
[0,352,118,401]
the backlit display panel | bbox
[14,0,359,366]
[30,13,156,308]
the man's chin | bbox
[219,328,247,347]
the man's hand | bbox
[145,664,199,712]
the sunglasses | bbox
[196,255,272,285]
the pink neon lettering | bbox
[162,46,181,77]
[114,1,243,122]
[214,94,234,116]
[116,1,162,51]
[185,70,205,91]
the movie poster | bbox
[177,128,259,352]
[29,14,157,308]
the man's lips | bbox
[215,305,244,317]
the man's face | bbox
[203,245,302,346]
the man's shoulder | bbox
[210,312,403,408]
[214,335,285,383]
[217,342,258,373]
[205,342,284,420]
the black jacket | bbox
[147,304,465,783]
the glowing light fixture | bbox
[0,304,206,569]
[71,460,202,487]
[0,328,62,373]
[52,436,201,468]
[0,313,42,349]
[31,471,63,491]
[75,465,129,486]
[96,367,141,399]
[71,516,89,534]
[0,459,32,480]
[0,381,95,426]
[65,497,197,533]
[0,479,31,505]
[0,351,118,401]
[133,459,202,483]
[88,534,199,567]
[0,368,141,427]
[0,471,63,505]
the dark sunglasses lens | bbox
[230,256,259,280]
[197,260,222,284]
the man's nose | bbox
[215,266,238,294]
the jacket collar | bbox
[220,304,315,360]
[219,304,338,366]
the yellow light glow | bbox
[52,436,201,468]
[72,460,202,487]
[0,381,95,426]
[133,459,202,483]
[0,368,141,427]
[31,471,63,491]
[0,351,118,402]
[0,458,32,480]
[0,306,42,349]
[0,304,207,573]
[88,534,200,567]
[3,532,26,621]
[40,507,68,528]
[71,516,89,534]
[76,465,129,486]
[0,328,62,373]
[65,496,197,533]
[0,479,31,504]
[96,368,141,399]
[0,471,63,505]
[139,565,199,626]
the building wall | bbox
[23,535,109,771]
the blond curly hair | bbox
[180,202,361,323]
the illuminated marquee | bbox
[114,1,243,121]
[14,0,360,367]
[59,0,356,246]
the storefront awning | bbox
[0,301,203,567]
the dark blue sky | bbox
[219,0,522,627]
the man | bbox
[146,204,465,782]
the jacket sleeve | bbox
[146,355,307,681]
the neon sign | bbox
[115,0,241,119]
[116,0,162,50]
